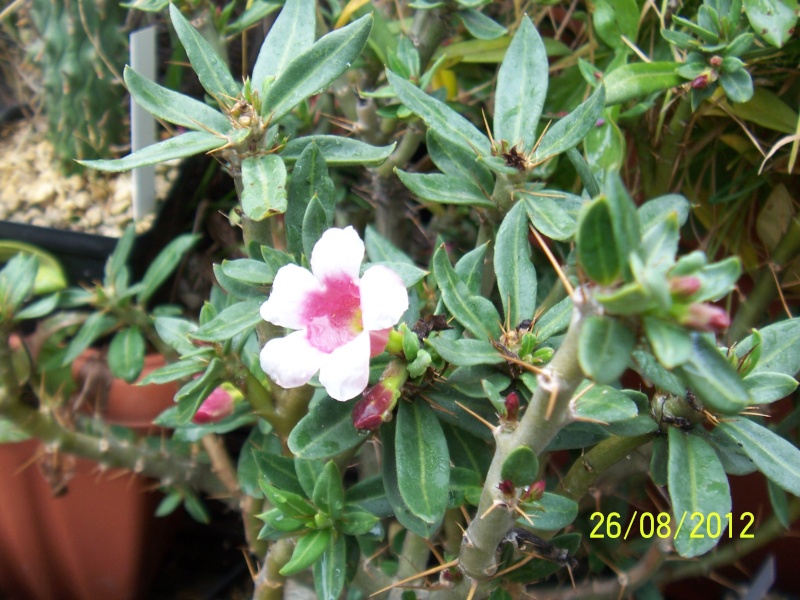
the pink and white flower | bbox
[259,227,408,401]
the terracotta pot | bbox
[0,352,180,600]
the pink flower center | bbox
[302,276,363,353]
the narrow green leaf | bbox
[286,143,334,255]
[252,0,316,87]
[294,458,325,498]
[312,461,345,521]
[719,69,754,103]
[743,0,798,47]
[288,397,370,459]
[717,417,800,495]
[251,452,305,498]
[495,201,537,326]
[386,69,491,155]
[124,67,230,133]
[191,299,263,342]
[154,316,199,355]
[442,422,492,474]
[138,234,200,304]
[427,130,494,193]
[603,62,682,106]
[313,532,347,600]
[175,358,224,424]
[631,349,686,396]
[259,480,316,518]
[62,312,118,366]
[302,196,328,259]
[458,8,507,40]
[668,428,731,557]
[572,383,639,424]
[0,254,38,316]
[426,336,504,367]
[767,479,790,529]
[644,316,692,369]
[107,327,146,383]
[241,154,287,220]
[395,400,450,525]
[676,334,750,414]
[534,296,573,341]
[577,197,621,285]
[78,131,224,172]
[432,246,501,340]
[264,15,372,122]
[381,420,441,538]
[344,475,393,518]
[524,190,584,241]
[534,85,605,162]
[593,0,639,49]
[368,261,427,288]
[105,224,136,287]
[365,225,415,265]
[742,372,798,404]
[169,4,240,101]
[638,194,691,233]
[455,244,488,296]
[220,258,275,286]
[139,358,205,385]
[396,170,494,208]
[566,147,600,197]
[14,292,59,321]
[493,15,547,151]
[281,135,395,166]
[280,529,331,576]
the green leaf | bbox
[767,479,790,529]
[191,299,263,342]
[577,197,620,285]
[584,113,626,175]
[14,292,60,321]
[280,529,331,576]
[312,462,345,521]
[0,254,38,316]
[294,458,324,498]
[742,372,798,404]
[493,16,547,151]
[395,400,450,525]
[175,358,224,424]
[260,481,317,519]
[631,349,686,396]
[432,245,501,340]
[368,262,427,288]
[455,244,488,295]
[288,397,370,459]
[344,475,392,518]
[501,446,539,486]
[381,420,441,538]
[313,531,347,600]
[339,506,381,536]
[154,316,198,355]
[302,196,329,259]
[534,296,573,341]
[364,225,415,265]
[257,508,306,538]
[386,69,491,155]
[252,0,316,88]
[743,0,798,47]
[572,383,639,424]
[139,358,205,385]
[593,0,639,49]
[668,428,731,557]
[286,143,334,255]
[107,327,145,383]
[578,316,635,384]
[264,15,372,122]
[458,8,507,40]
[638,194,691,233]
[603,62,682,106]
[220,259,275,286]
[138,234,200,304]
[124,67,230,133]
[523,492,579,530]
[443,422,492,474]
[395,170,494,208]
[736,318,800,376]
[427,130,494,193]
[105,224,136,288]
[169,4,240,102]
[79,131,224,172]
[241,155,287,221]
[566,148,601,197]
[495,201,536,326]
[719,69,754,103]
[644,316,692,369]
[534,85,605,162]
[676,334,750,414]
[717,417,800,495]
[62,312,118,366]
[426,336,504,367]
[281,135,395,166]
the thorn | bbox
[466,580,479,600]
[455,401,496,431]
[479,500,505,521]
[529,225,575,296]
[370,558,459,597]
[544,375,559,421]
[513,503,534,526]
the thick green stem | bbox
[252,538,293,600]
[728,217,800,341]
[458,293,597,586]
[557,434,655,502]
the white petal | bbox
[318,332,370,401]
[360,265,409,330]
[310,226,364,284]
[259,330,323,389]
[260,264,322,329]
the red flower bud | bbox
[669,276,702,298]
[522,480,546,502]
[709,55,723,68]
[193,386,235,424]
[504,392,520,422]
[352,384,397,430]
[498,479,516,498]
[679,303,731,333]
[692,74,711,89]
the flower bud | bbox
[497,479,516,498]
[192,384,238,424]
[669,276,702,298]
[709,55,723,68]
[692,73,711,89]
[504,392,520,422]
[352,360,408,430]
[522,480,546,502]
[678,303,731,332]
